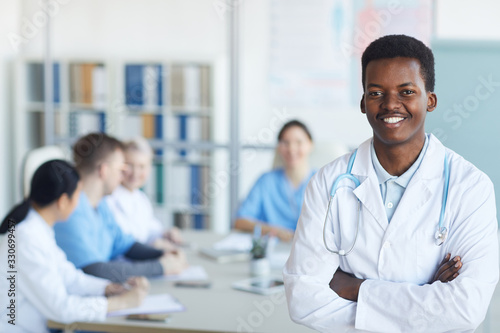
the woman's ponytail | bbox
[0,159,80,234]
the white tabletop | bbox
[49,231,315,333]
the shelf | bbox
[170,108,212,116]
[124,106,163,114]
[18,59,219,231]
[148,139,227,151]
[165,204,210,215]
[68,104,107,111]
[26,103,61,112]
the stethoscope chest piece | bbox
[434,227,448,246]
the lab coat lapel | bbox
[351,139,389,231]
[388,170,431,230]
[383,134,446,235]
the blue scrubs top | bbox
[54,192,135,268]
[236,169,316,231]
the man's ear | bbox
[360,95,366,114]
[98,162,108,180]
[427,92,437,112]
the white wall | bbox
[238,0,372,198]
[436,0,500,40]
[3,0,500,224]
[7,0,230,231]
[237,0,500,199]
[0,1,22,217]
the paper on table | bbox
[155,265,209,281]
[107,293,185,317]
[212,233,252,251]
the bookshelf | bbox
[14,58,224,231]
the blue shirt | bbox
[371,134,429,222]
[236,169,315,231]
[54,192,135,268]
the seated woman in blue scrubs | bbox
[234,120,315,242]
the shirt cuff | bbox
[354,278,372,330]
[87,275,112,296]
[87,297,108,321]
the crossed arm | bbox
[331,253,463,302]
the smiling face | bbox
[277,126,313,169]
[361,57,437,150]
[122,150,152,191]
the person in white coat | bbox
[283,34,499,333]
[0,160,149,333]
[106,137,182,250]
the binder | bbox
[27,63,60,103]
[125,64,144,105]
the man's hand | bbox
[163,227,183,244]
[160,249,189,275]
[430,253,462,284]
[329,267,365,302]
[105,282,127,297]
[153,238,178,252]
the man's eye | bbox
[368,91,382,97]
[402,90,415,95]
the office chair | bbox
[22,145,66,198]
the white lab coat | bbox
[106,185,163,244]
[0,209,109,333]
[283,135,499,333]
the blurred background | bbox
[0,0,499,234]
[1,0,500,331]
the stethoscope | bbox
[323,149,450,256]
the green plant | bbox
[251,237,268,259]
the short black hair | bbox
[361,34,435,92]
[277,120,313,142]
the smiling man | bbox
[283,35,498,332]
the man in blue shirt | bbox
[54,133,187,282]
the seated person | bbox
[234,120,316,242]
[54,133,188,282]
[0,160,149,333]
[106,137,181,251]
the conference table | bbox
[48,231,314,333]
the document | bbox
[212,233,252,251]
[154,265,209,281]
[107,293,185,317]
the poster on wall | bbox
[269,0,433,109]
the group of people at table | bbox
[0,117,313,332]
[1,34,498,333]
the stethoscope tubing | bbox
[323,148,450,256]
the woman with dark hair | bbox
[234,120,316,241]
[0,159,149,333]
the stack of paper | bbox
[155,265,209,281]
[107,293,185,317]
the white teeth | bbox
[383,117,404,124]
